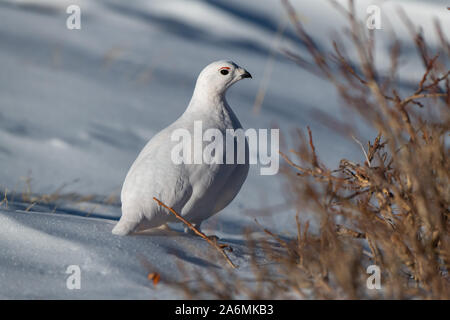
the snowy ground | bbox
[0,0,448,299]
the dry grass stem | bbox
[153,197,237,269]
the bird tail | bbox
[112,218,140,236]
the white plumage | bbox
[112,60,251,235]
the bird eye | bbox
[220,69,229,75]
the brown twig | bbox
[0,188,8,209]
[398,93,448,109]
[153,197,237,269]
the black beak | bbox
[241,71,252,79]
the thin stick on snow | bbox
[153,197,237,269]
[0,188,8,209]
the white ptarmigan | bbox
[112,60,251,235]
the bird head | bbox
[192,60,252,102]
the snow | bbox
[0,208,250,299]
[0,0,447,298]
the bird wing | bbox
[120,123,194,224]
